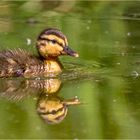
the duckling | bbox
[0,28,79,77]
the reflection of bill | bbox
[37,78,80,124]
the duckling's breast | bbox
[45,60,62,72]
[24,61,62,77]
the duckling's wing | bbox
[0,49,41,77]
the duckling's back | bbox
[0,49,43,77]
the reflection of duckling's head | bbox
[37,96,67,124]
[37,95,80,124]
[36,28,79,58]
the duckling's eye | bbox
[51,39,57,44]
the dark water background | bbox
[0,1,140,139]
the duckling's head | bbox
[36,28,79,59]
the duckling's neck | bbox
[43,57,63,74]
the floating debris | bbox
[113,99,116,103]
[26,38,32,45]
[105,30,109,34]
[131,71,139,78]
[132,45,136,49]
[75,96,78,99]
[116,62,121,65]
[87,20,92,24]
[35,126,41,130]
[26,18,39,24]
[33,97,37,100]
[86,26,90,30]
[74,96,79,102]
[115,41,120,44]
[127,32,131,36]
[121,52,125,56]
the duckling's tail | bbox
[0,49,30,77]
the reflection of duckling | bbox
[37,94,80,124]
[0,28,79,77]
[0,78,62,101]
[0,77,81,124]
[35,78,80,124]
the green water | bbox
[0,1,140,139]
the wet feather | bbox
[0,49,43,77]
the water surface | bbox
[0,1,140,139]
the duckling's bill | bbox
[63,46,79,57]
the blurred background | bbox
[0,0,140,139]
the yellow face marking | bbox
[38,34,67,57]
[41,34,66,47]
[64,38,68,46]
[37,40,46,46]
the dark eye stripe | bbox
[39,36,63,47]
[38,106,64,115]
